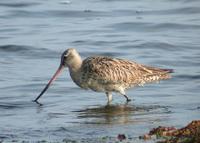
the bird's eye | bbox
[63,55,67,60]
[64,51,69,57]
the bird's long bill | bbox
[34,65,64,102]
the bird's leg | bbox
[106,92,113,103]
[123,95,131,102]
[119,89,131,102]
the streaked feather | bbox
[79,56,171,91]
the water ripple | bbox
[0,2,39,8]
[113,6,200,16]
[108,22,200,32]
[175,74,200,81]
[0,45,57,59]
[0,101,34,110]
[128,42,176,50]
[7,9,109,18]
[109,22,200,32]
[144,7,200,15]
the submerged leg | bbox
[119,89,131,102]
[106,92,113,103]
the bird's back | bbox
[79,56,172,91]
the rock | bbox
[117,134,126,141]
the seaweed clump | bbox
[141,120,200,143]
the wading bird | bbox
[34,48,173,103]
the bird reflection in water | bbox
[73,103,148,124]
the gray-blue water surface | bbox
[0,0,200,142]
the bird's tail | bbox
[150,68,174,80]
[162,68,174,73]
[141,66,174,83]
[157,68,174,80]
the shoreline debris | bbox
[141,120,200,143]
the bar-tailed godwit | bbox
[34,48,173,103]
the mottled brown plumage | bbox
[34,48,173,103]
[81,56,171,88]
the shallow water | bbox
[0,0,200,142]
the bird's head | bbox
[60,48,80,68]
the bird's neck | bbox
[68,54,82,86]
[68,53,82,72]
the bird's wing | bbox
[80,56,169,85]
